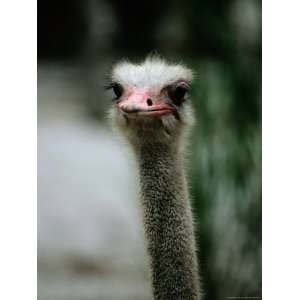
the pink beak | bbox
[118,90,175,117]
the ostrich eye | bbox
[168,83,188,105]
[112,83,123,99]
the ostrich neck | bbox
[137,142,201,300]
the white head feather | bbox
[112,56,193,89]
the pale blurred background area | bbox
[38,1,261,299]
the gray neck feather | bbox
[136,142,201,300]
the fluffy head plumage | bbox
[112,56,193,89]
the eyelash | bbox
[105,82,123,100]
[104,83,115,90]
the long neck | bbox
[136,142,201,300]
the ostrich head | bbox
[108,56,194,147]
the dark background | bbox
[38,1,261,299]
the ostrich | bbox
[108,56,201,300]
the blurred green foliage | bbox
[190,61,261,299]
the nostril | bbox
[147,98,153,106]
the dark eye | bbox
[112,83,123,99]
[168,84,188,105]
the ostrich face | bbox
[108,57,194,145]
